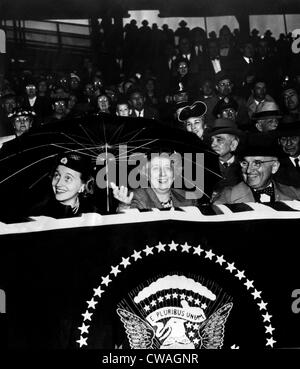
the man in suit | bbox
[128,87,159,120]
[274,119,300,187]
[206,118,243,196]
[213,139,300,204]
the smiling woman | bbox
[111,152,198,211]
[29,153,98,218]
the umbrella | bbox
[0,112,221,219]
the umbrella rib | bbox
[179,174,211,200]
[183,155,223,179]
[78,124,99,148]
[0,153,58,185]
[60,132,99,156]
[115,139,160,160]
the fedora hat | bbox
[252,101,282,121]
[177,101,207,122]
[206,118,242,137]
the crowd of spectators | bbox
[1,19,300,216]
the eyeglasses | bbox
[240,159,276,169]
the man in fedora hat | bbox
[251,101,282,132]
[206,118,243,195]
[274,117,300,187]
[177,100,207,139]
[213,136,300,204]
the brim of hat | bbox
[205,127,243,137]
[251,111,282,120]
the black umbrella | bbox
[0,112,221,219]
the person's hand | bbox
[110,182,134,204]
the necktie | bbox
[253,186,274,202]
[295,158,300,170]
[223,162,229,168]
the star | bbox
[215,255,226,265]
[180,293,186,299]
[235,270,245,280]
[252,289,262,300]
[169,241,178,251]
[110,265,121,277]
[265,325,275,334]
[158,296,164,303]
[205,249,215,260]
[86,298,98,309]
[258,300,268,310]
[193,245,204,256]
[194,298,200,305]
[155,242,166,253]
[172,292,178,298]
[93,286,104,298]
[150,300,157,306]
[193,338,200,345]
[193,324,200,330]
[201,303,207,310]
[186,322,192,328]
[181,242,191,253]
[132,250,142,261]
[120,257,130,268]
[82,310,92,321]
[244,279,254,290]
[78,323,89,335]
[144,305,150,312]
[262,312,272,322]
[226,262,236,273]
[101,275,112,287]
[188,331,195,337]
[187,295,193,302]
[76,336,88,347]
[165,293,171,300]
[266,337,276,348]
[143,245,154,256]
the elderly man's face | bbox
[211,134,238,159]
[241,156,279,189]
[256,118,279,132]
[217,79,233,97]
[149,156,174,194]
[283,89,299,111]
[185,117,205,138]
[279,136,300,157]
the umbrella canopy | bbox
[0,112,220,220]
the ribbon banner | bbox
[1,205,300,350]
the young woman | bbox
[29,153,97,218]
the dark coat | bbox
[274,156,300,187]
[119,187,198,211]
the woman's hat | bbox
[177,101,207,122]
[56,152,92,177]
[8,107,36,119]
